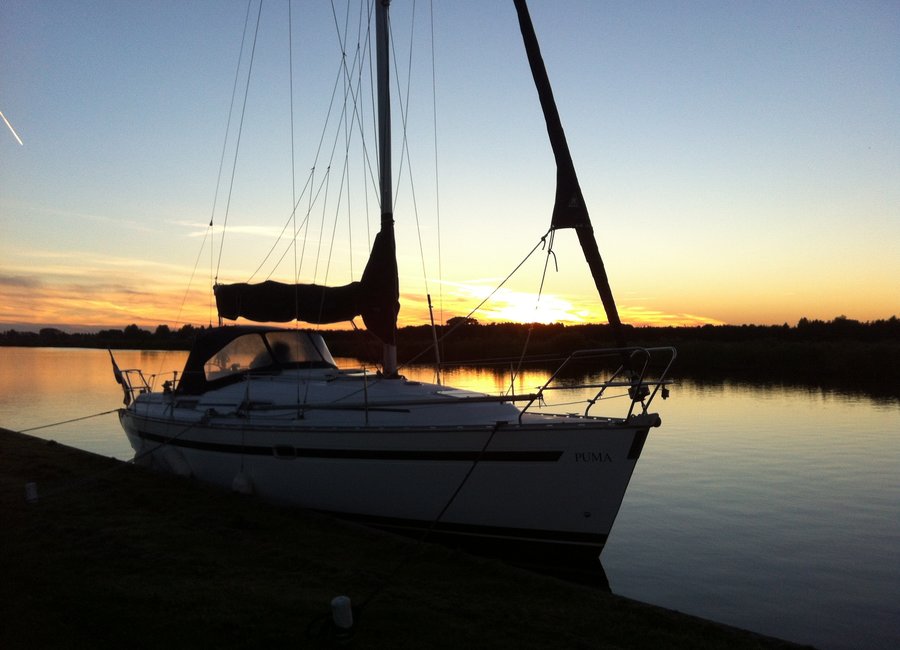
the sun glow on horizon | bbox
[396,281,726,329]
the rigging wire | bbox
[235,0,381,297]
[214,0,264,285]
[249,44,364,285]
[389,1,432,303]
[251,51,351,285]
[209,0,255,316]
[507,229,558,394]
[250,171,315,281]
[397,233,550,371]
[211,1,547,379]
[289,0,299,323]
[287,0,310,409]
[312,21,367,290]
[363,1,376,247]
[127,0,255,379]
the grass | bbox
[1,428,809,649]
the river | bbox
[1,346,897,649]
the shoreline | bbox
[1,427,811,649]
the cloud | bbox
[0,274,42,288]
[178,221,295,240]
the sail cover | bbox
[513,0,626,347]
[513,0,589,231]
[215,229,399,344]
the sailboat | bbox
[116,0,674,569]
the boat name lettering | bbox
[574,452,612,463]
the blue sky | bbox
[1,0,898,330]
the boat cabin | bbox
[177,326,337,395]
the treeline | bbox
[2,316,898,396]
[1,315,897,354]
[392,316,900,398]
[0,323,203,350]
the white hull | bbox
[119,370,657,563]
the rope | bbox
[507,228,557,394]
[19,409,121,433]
[398,233,549,370]
[17,416,203,503]
[357,419,507,614]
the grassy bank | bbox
[1,429,807,649]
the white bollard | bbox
[331,595,353,630]
[25,482,38,503]
[231,472,254,495]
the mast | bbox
[376,0,399,376]
[512,0,627,349]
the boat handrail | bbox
[119,368,152,404]
[517,346,676,423]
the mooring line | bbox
[19,409,121,433]
[356,420,506,615]
[17,416,201,503]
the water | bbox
[1,347,898,649]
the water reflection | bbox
[0,348,188,458]
[394,359,648,419]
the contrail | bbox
[0,110,24,146]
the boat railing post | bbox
[625,349,652,418]
[363,366,369,425]
[642,346,677,408]
[519,352,575,423]
[427,293,442,385]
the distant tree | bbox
[123,324,150,339]
[446,316,478,328]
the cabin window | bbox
[264,331,336,367]
[306,333,337,367]
[203,334,271,381]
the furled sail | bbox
[513,0,626,348]
[215,229,399,345]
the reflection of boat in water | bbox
[115,0,674,570]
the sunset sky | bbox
[1,0,898,332]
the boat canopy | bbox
[177,326,337,395]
